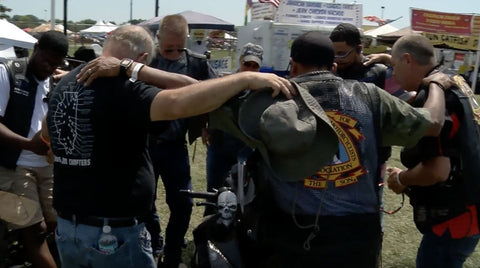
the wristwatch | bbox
[129,63,145,83]
[119,58,134,77]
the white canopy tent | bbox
[80,21,118,34]
[0,44,16,58]
[364,24,399,38]
[0,19,37,49]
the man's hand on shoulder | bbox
[77,56,121,86]
[364,53,392,66]
[240,72,296,99]
[422,72,455,91]
[53,69,69,82]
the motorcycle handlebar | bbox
[179,189,217,199]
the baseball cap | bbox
[240,43,263,66]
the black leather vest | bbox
[401,86,472,231]
[0,63,38,169]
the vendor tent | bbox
[0,44,16,58]
[80,21,118,34]
[0,19,37,49]
[377,27,421,43]
[139,10,235,33]
[31,23,72,34]
[364,24,399,38]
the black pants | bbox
[252,211,382,268]
[145,139,193,267]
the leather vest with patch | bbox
[263,71,382,216]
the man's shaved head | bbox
[390,34,437,91]
[103,25,155,64]
[392,35,435,66]
[156,14,189,60]
[158,14,189,40]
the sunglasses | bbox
[378,182,406,215]
[163,48,186,54]
[334,48,355,59]
[242,61,259,69]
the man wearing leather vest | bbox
[147,14,217,267]
[0,31,68,268]
[387,35,480,268]
[211,31,449,268]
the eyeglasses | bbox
[163,48,186,54]
[242,61,259,69]
[334,48,355,59]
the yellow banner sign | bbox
[473,16,480,35]
[363,45,389,55]
[191,29,206,41]
[422,32,479,51]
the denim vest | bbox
[264,72,382,216]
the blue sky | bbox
[2,0,479,29]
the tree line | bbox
[0,3,145,32]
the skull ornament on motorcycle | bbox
[217,191,238,227]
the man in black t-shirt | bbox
[44,25,294,268]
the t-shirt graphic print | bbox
[49,81,94,167]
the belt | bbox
[58,212,142,228]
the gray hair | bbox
[104,25,155,64]
[392,34,435,66]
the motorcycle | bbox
[182,149,260,268]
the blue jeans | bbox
[417,231,480,268]
[55,216,155,268]
[147,139,193,267]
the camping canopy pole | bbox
[50,0,55,30]
[472,33,480,93]
[63,0,67,35]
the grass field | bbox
[154,144,480,267]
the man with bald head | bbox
[148,14,217,266]
[387,35,480,267]
[45,25,293,267]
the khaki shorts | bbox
[0,165,56,229]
